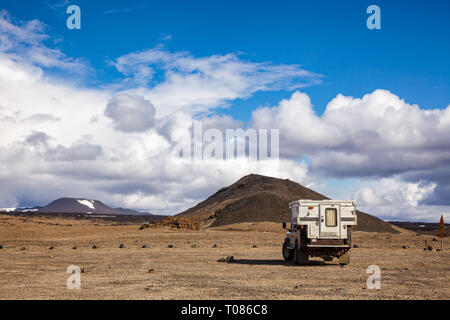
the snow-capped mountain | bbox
[1,198,152,215]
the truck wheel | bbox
[338,251,350,265]
[293,242,308,265]
[282,241,294,261]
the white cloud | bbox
[112,47,322,117]
[0,11,448,222]
[105,94,156,132]
[251,89,450,214]
[0,10,87,72]
[0,12,318,215]
[251,89,450,163]
[352,178,449,222]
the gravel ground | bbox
[0,215,448,299]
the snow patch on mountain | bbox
[77,200,96,210]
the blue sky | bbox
[0,0,449,221]
[3,0,449,119]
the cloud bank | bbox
[0,11,448,222]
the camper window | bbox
[325,208,337,227]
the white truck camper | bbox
[282,200,357,265]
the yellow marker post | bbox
[438,215,445,252]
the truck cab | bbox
[282,200,357,265]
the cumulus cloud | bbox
[111,47,322,117]
[0,11,448,222]
[250,89,450,219]
[25,131,51,146]
[105,94,156,132]
[25,113,61,123]
[0,9,87,72]
[251,90,450,166]
[49,142,103,161]
[351,178,448,221]
[0,12,318,215]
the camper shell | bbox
[283,200,357,265]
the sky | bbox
[0,0,449,222]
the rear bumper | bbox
[307,238,350,248]
[307,244,351,248]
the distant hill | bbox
[38,198,152,216]
[390,221,448,236]
[177,174,400,234]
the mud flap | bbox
[293,242,308,265]
[338,250,350,265]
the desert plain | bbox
[0,214,448,300]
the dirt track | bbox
[0,215,448,299]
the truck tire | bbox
[293,242,308,265]
[282,241,294,261]
[338,251,350,265]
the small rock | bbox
[49,245,55,250]
[402,267,409,272]
[72,246,78,250]
[432,238,437,242]
[428,245,433,251]
[141,244,148,248]
[191,244,197,248]
[81,268,86,273]
[402,245,409,249]
[353,244,359,248]
[0,244,3,249]
[144,285,152,291]
[20,247,26,251]
[212,244,218,248]
[168,244,174,248]
[252,245,258,248]
[217,256,234,263]
[92,245,97,249]
[49,255,54,258]
[148,268,155,273]
[119,243,125,249]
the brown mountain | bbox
[177,174,399,234]
[39,198,153,216]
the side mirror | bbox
[282,222,286,229]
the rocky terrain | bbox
[0,214,448,300]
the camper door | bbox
[319,204,341,238]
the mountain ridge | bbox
[0,197,154,216]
